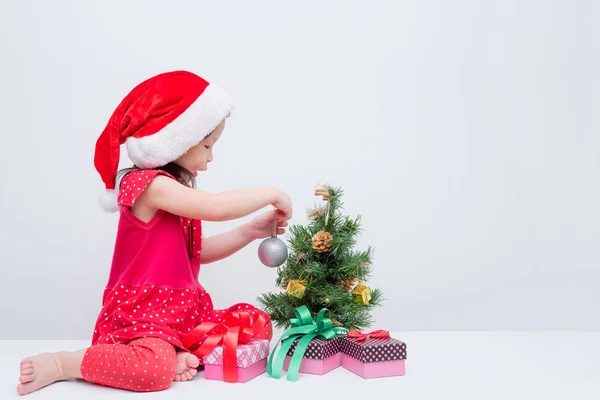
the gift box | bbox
[283,336,343,375]
[266,305,348,382]
[339,330,406,379]
[181,309,271,383]
[202,339,270,383]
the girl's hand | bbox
[273,190,293,221]
[244,210,289,240]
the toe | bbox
[190,369,197,376]
[19,373,35,383]
[17,383,26,395]
[174,375,181,382]
[21,367,34,375]
[17,383,33,395]
[186,354,200,369]
[20,359,32,368]
[184,370,193,380]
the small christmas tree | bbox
[257,183,383,331]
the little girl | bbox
[16,70,292,395]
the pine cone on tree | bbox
[312,231,333,253]
[338,279,357,292]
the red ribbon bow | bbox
[347,329,390,342]
[182,311,268,382]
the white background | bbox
[0,0,597,339]
[3,333,600,399]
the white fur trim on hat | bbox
[125,83,233,169]
[98,189,119,213]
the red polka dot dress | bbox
[81,170,272,391]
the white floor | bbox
[1,332,599,400]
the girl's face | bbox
[176,120,225,176]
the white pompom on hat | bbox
[94,70,233,212]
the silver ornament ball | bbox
[258,236,288,268]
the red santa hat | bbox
[94,70,233,212]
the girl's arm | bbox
[199,223,254,264]
[199,210,287,264]
[142,175,292,221]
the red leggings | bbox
[81,338,177,392]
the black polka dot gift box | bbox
[282,336,344,375]
[339,329,407,378]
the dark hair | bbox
[116,162,196,189]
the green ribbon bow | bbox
[266,305,347,382]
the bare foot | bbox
[17,350,84,396]
[17,353,62,395]
[174,351,199,382]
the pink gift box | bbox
[283,353,342,375]
[202,339,270,383]
[342,354,405,378]
[339,335,407,379]
[282,336,343,375]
